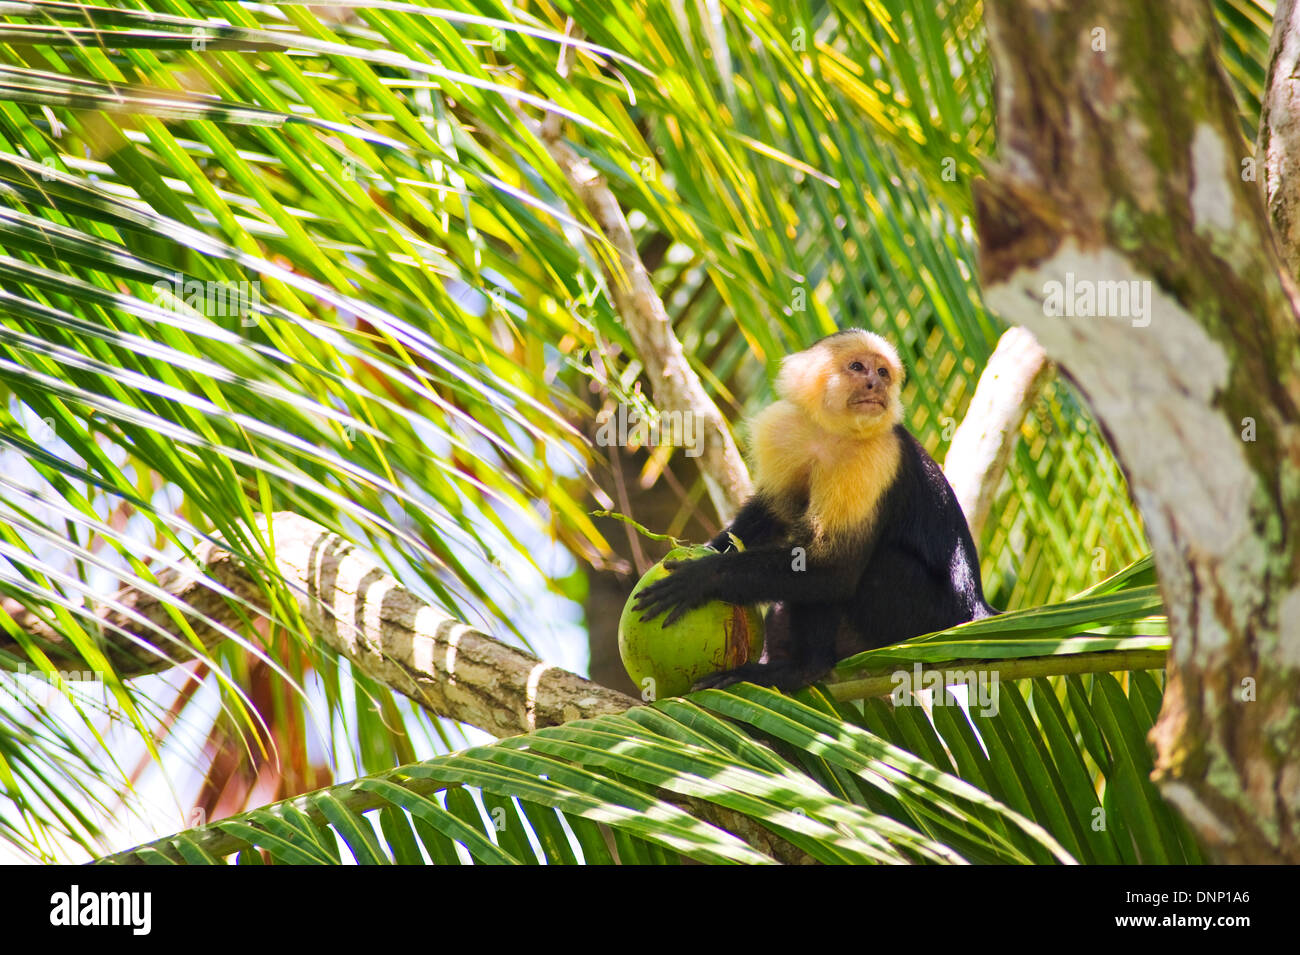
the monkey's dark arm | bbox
[706,494,788,553]
[633,543,865,626]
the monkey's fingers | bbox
[661,603,692,627]
[634,576,694,624]
[632,582,677,620]
[636,595,686,624]
[633,598,667,621]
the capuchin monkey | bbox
[634,329,997,691]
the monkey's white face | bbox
[777,329,904,437]
[837,348,897,417]
[819,340,903,435]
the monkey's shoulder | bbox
[888,425,967,515]
[879,426,984,577]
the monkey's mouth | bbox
[851,396,886,410]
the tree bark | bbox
[975,0,1300,861]
[1,513,637,738]
[1257,0,1300,281]
[943,325,1053,540]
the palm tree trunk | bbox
[975,0,1300,862]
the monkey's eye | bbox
[849,361,865,372]
[878,367,890,379]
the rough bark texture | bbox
[1258,0,1300,280]
[975,0,1300,861]
[943,325,1053,539]
[270,513,638,736]
[2,513,637,738]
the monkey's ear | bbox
[774,348,823,408]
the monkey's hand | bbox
[632,556,718,627]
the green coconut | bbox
[618,544,764,699]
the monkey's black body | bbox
[634,424,997,691]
